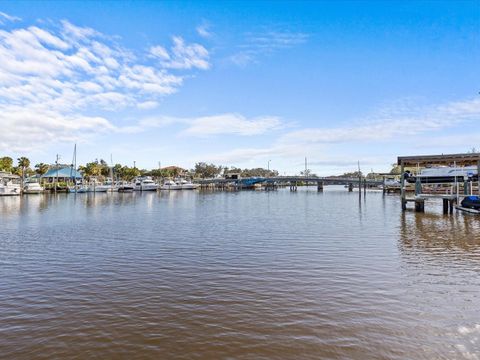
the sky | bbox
[0,0,479,175]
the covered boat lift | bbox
[397,153,480,213]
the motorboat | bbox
[23,181,44,194]
[176,179,199,190]
[160,180,182,190]
[381,178,401,189]
[69,185,89,193]
[0,172,21,196]
[406,166,478,184]
[461,196,480,210]
[117,181,134,192]
[134,177,158,191]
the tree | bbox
[194,162,223,178]
[35,163,50,176]
[17,157,30,188]
[0,156,13,172]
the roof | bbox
[41,166,83,179]
[397,153,480,166]
[0,171,20,179]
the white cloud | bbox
[196,23,212,38]
[0,18,210,152]
[136,113,283,136]
[230,31,308,66]
[0,105,114,152]
[150,36,210,70]
[182,114,282,136]
[0,11,21,24]
[149,45,170,60]
[280,97,480,145]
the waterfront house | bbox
[41,166,83,183]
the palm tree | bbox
[35,163,49,176]
[17,157,30,189]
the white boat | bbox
[134,177,158,191]
[23,181,44,194]
[407,166,478,184]
[0,172,21,196]
[160,179,182,190]
[69,185,89,193]
[177,179,199,190]
[381,178,401,189]
[91,184,110,192]
[117,181,134,192]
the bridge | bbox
[195,176,384,191]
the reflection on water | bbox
[1,188,479,359]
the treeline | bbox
[0,156,49,178]
[0,156,279,181]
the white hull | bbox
[23,183,44,194]
[23,189,44,194]
[181,184,199,190]
[160,184,183,190]
[0,185,21,196]
[135,185,158,191]
[92,185,110,192]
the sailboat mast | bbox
[74,144,77,187]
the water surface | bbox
[1,188,479,359]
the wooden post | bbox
[382,176,386,194]
[443,199,449,214]
[348,183,353,192]
[363,178,367,195]
[317,181,323,192]
[415,199,425,212]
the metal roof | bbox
[397,153,480,166]
[41,166,83,179]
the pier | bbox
[397,153,480,214]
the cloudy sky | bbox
[0,1,479,175]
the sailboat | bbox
[68,144,89,193]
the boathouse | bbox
[397,152,480,213]
[41,166,83,183]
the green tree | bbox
[194,162,223,178]
[35,163,50,176]
[0,156,13,172]
[17,157,30,188]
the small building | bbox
[225,172,241,180]
[41,166,83,183]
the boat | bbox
[134,177,158,191]
[23,180,44,194]
[68,185,89,193]
[460,196,480,210]
[176,179,199,190]
[91,183,110,192]
[406,166,478,184]
[117,181,134,192]
[160,179,182,190]
[0,172,21,196]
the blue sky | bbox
[0,0,479,175]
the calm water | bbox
[1,188,479,359]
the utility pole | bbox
[305,157,307,178]
[268,160,271,172]
[133,161,136,169]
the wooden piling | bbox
[317,181,323,192]
[415,199,425,212]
